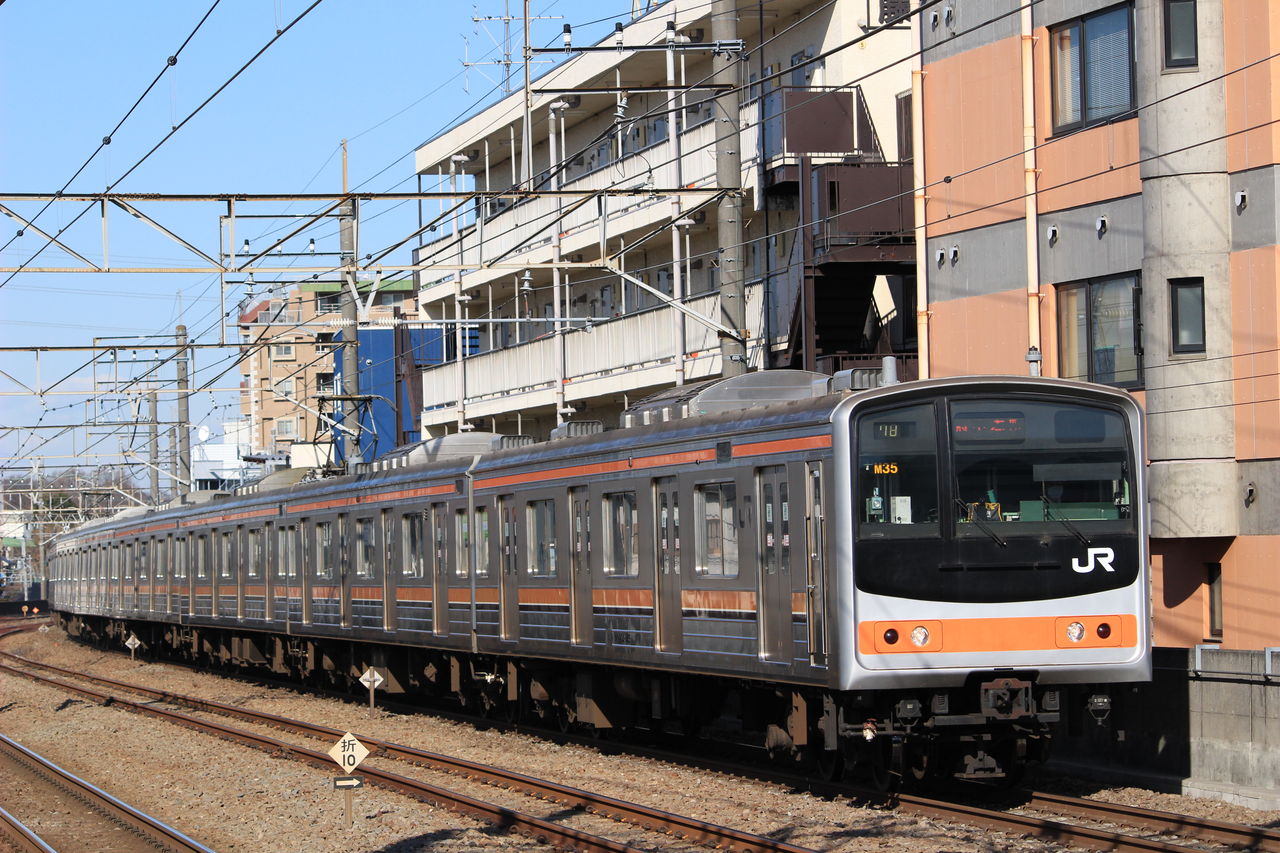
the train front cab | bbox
[829,377,1150,782]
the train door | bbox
[654,477,683,654]
[279,523,300,624]
[757,465,792,662]
[430,503,448,636]
[338,514,353,629]
[499,495,520,641]
[570,487,592,646]
[381,509,395,631]
[264,523,275,621]
[804,462,828,666]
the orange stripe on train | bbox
[857,614,1138,655]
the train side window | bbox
[475,507,491,577]
[248,528,264,579]
[527,498,557,577]
[602,491,639,577]
[455,509,470,577]
[220,532,234,579]
[274,527,288,578]
[402,512,426,578]
[430,503,448,577]
[124,543,134,580]
[315,522,334,579]
[501,499,519,576]
[176,538,187,579]
[695,482,739,577]
[355,517,375,579]
[137,540,148,580]
[453,508,491,577]
[156,538,167,579]
[195,537,207,579]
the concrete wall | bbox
[1058,646,1280,809]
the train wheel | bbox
[812,745,845,782]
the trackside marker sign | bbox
[328,733,369,773]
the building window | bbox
[316,332,337,353]
[316,292,342,314]
[1164,0,1197,68]
[270,344,295,360]
[1206,562,1223,639]
[1170,277,1205,353]
[273,377,296,398]
[274,418,297,439]
[1057,273,1143,388]
[316,372,336,396]
[1051,4,1134,132]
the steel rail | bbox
[0,732,215,853]
[0,650,818,853]
[0,803,57,853]
[6,633,1274,853]
[1020,789,1280,853]
[0,656,815,853]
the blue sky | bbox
[0,0,626,476]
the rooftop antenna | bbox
[466,0,559,95]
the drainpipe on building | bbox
[549,103,570,422]
[1021,2,1042,374]
[714,0,747,376]
[667,19,687,387]
[911,64,930,380]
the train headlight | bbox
[1066,621,1085,643]
[910,626,930,647]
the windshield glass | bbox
[855,402,940,538]
[950,398,1133,536]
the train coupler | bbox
[979,677,1033,720]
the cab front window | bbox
[856,403,939,538]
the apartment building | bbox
[916,0,1278,797]
[237,280,417,464]
[412,0,915,439]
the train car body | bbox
[47,372,1149,783]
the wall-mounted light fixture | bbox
[943,5,955,25]
[1095,215,1108,237]
[949,245,959,264]
[1235,190,1248,213]
[1046,224,1059,246]
[934,248,946,266]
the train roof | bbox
[54,370,1140,545]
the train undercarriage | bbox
[58,612,1109,789]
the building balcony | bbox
[418,286,768,431]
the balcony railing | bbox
[419,286,765,425]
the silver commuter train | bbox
[47,370,1149,783]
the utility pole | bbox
[176,325,192,492]
[340,141,364,466]
[148,390,159,502]
[713,0,747,376]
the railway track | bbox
[4,632,1277,853]
[0,731,214,853]
[0,645,819,853]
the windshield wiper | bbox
[954,498,1007,548]
[1042,495,1091,546]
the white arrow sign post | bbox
[359,667,384,712]
[328,732,370,826]
[125,633,140,661]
